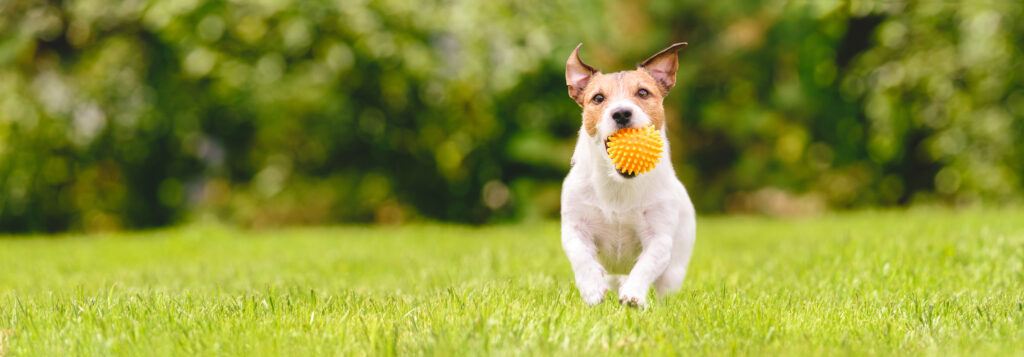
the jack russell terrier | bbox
[561,42,696,308]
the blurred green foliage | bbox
[1,0,1022,232]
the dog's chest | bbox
[589,211,646,274]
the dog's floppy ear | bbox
[640,42,687,95]
[566,43,598,107]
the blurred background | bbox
[1,0,1022,232]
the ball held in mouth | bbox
[605,125,664,176]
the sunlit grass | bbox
[2,208,1023,355]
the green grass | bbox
[2,209,1024,355]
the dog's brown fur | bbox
[579,71,666,136]
[566,43,687,137]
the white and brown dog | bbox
[560,43,696,308]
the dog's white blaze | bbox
[599,99,651,138]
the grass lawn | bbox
[2,209,1023,355]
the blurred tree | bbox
[0,0,1021,232]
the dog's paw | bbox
[618,293,646,308]
[576,270,609,305]
[579,285,608,305]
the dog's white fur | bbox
[561,43,696,308]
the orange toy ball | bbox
[606,125,664,176]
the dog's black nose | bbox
[612,108,632,126]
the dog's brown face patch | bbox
[580,70,666,137]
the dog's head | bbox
[566,42,687,178]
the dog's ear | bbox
[566,43,598,107]
[640,42,687,95]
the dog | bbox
[560,42,697,308]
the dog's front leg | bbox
[619,233,672,308]
[562,222,608,305]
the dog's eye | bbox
[592,94,605,104]
[637,88,649,98]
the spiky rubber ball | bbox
[606,125,664,176]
